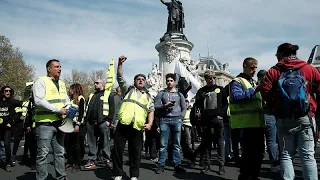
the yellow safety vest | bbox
[20,100,36,128]
[21,101,29,117]
[227,96,230,117]
[14,101,28,121]
[72,95,85,124]
[34,76,67,123]
[85,91,110,117]
[229,77,264,129]
[118,88,152,131]
[183,109,192,127]
[15,107,23,113]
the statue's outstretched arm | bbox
[160,0,166,5]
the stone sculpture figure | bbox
[222,63,231,73]
[146,63,162,89]
[160,0,185,33]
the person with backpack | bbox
[261,43,320,180]
[112,55,154,180]
[154,73,187,174]
[229,58,265,180]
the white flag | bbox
[173,61,202,101]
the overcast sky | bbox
[1,0,319,81]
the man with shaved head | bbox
[83,78,112,169]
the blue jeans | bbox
[224,122,232,157]
[36,125,66,180]
[264,114,277,164]
[157,118,182,166]
[277,116,318,180]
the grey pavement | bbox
[0,142,319,180]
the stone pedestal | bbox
[155,32,194,87]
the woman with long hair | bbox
[0,85,17,172]
[65,83,86,172]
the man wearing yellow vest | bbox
[229,57,265,180]
[33,59,70,180]
[112,56,154,180]
[21,82,37,170]
[181,99,194,161]
[84,78,112,169]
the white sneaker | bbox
[131,177,138,180]
[114,176,122,180]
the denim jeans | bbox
[277,116,318,180]
[157,118,182,166]
[264,114,277,164]
[224,122,232,157]
[36,125,66,180]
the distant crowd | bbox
[0,42,319,180]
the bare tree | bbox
[63,69,109,98]
[0,35,35,99]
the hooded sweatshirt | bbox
[261,57,320,118]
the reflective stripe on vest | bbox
[118,88,151,131]
[183,109,192,127]
[21,101,29,117]
[72,95,85,124]
[229,77,264,129]
[84,93,93,119]
[85,91,110,118]
[34,76,67,123]
[15,107,23,113]
[227,96,230,117]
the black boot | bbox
[155,165,165,174]
[21,155,30,165]
[174,165,186,173]
[218,166,226,175]
[11,156,16,166]
[201,165,210,174]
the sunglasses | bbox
[4,89,11,92]
[94,82,100,85]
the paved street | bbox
[0,142,319,180]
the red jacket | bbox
[261,57,320,118]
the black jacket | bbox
[24,98,34,129]
[0,98,17,128]
[194,84,228,125]
[86,89,111,125]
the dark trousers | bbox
[202,119,225,167]
[191,127,196,150]
[23,129,37,165]
[12,122,24,156]
[87,122,111,162]
[65,130,82,166]
[181,126,194,160]
[238,128,265,180]
[145,126,160,159]
[112,123,143,178]
[231,128,243,162]
[0,127,12,164]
